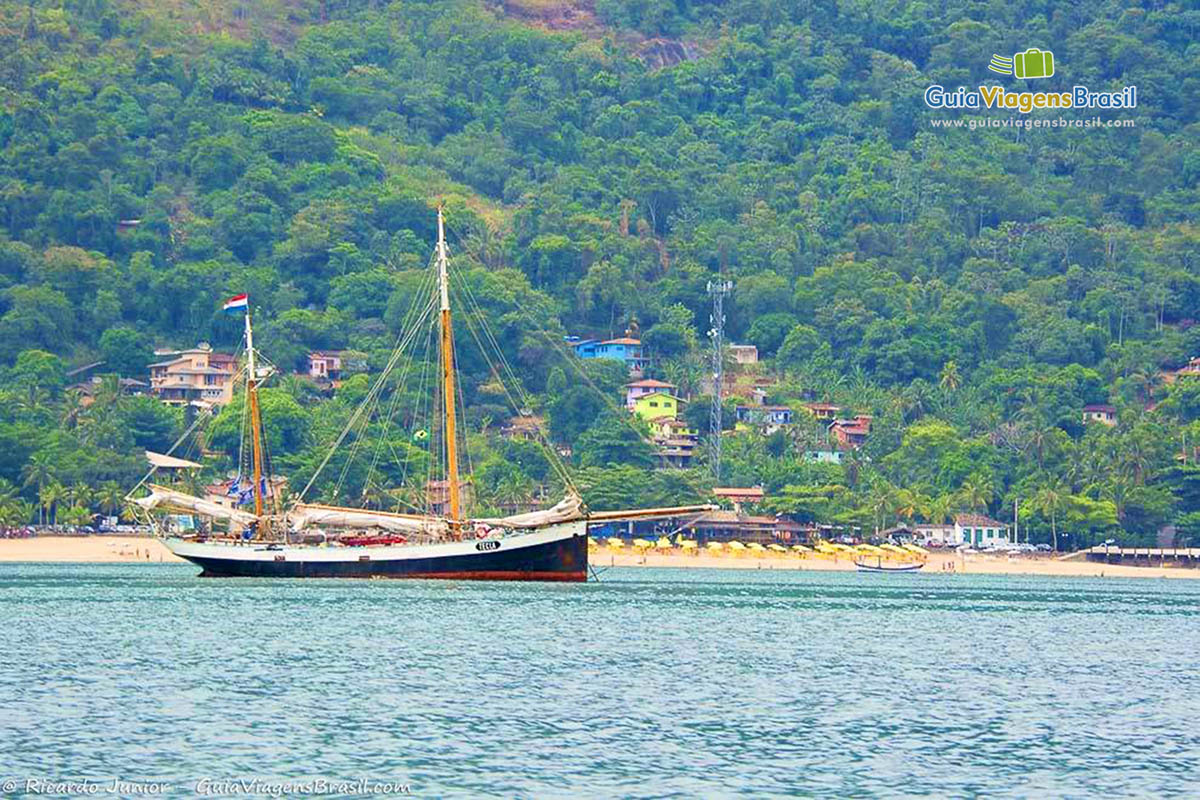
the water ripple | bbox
[0,565,1198,798]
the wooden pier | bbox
[1082,546,1200,568]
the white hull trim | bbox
[164,520,585,564]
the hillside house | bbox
[649,418,700,468]
[633,391,682,421]
[1163,357,1200,384]
[735,405,794,432]
[802,402,842,421]
[804,449,844,464]
[830,415,872,448]
[308,351,345,382]
[729,344,758,364]
[625,378,677,409]
[566,336,648,372]
[1082,404,1116,426]
[426,480,475,517]
[67,376,147,406]
[501,414,545,442]
[148,343,236,408]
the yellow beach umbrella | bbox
[728,540,747,551]
[606,537,625,549]
[791,544,812,553]
[881,544,910,557]
[679,539,698,550]
[655,537,674,550]
[632,538,653,550]
[768,543,788,553]
[706,541,725,552]
[748,542,767,553]
[904,543,929,555]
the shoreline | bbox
[0,536,184,563]
[589,550,1200,579]
[0,536,1196,579]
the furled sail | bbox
[134,485,258,526]
[476,493,584,529]
[289,503,448,536]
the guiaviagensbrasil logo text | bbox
[925,48,1136,114]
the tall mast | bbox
[437,207,461,524]
[245,306,265,520]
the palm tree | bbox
[865,479,898,535]
[97,481,125,517]
[59,388,87,431]
[892,487,931,525]
[939,360,961,392]
[494,473,535,513]
[17,385,50,420]
[39,481,67,526]
[0,499,35,527]
[67,484,95,512]
[927,493,955,525]
[20,452,58,524]
[59,504,93,527]
[1119,426,1155,486]
[958,474,994,514]
[0,478,16,507]
[1033,485,1066,552]
[899,380,934,421]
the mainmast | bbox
[244,305,266,521]
[437,207,462,525]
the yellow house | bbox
[633,391,682,421]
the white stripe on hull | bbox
[164,520,585,564]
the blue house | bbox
[567,337,601,359]
[566,336,648,371]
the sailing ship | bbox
[132,208,711,580]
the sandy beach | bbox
[590,549,1200,579]
[0,536,183,563]
[1,536,1196,579]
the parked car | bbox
[1035,543,1052,552]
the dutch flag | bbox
[222,293,249,313]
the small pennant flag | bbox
[222,293,248,313]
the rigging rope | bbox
[298,294,438,502]
[448,266,579,494]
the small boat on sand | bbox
[855,559,924,573]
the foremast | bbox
[243,304,267,527]
[437,206,462,528]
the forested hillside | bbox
[1,0,1199,545]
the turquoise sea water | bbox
[1,564,1198,799]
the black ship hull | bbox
[165,525,588,581]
